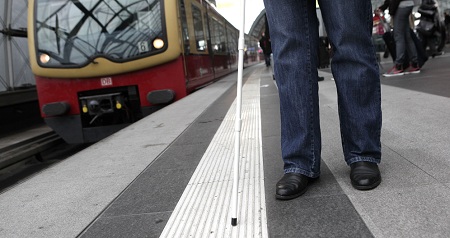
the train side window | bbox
[192,5,206,51]
[210,18,226,53]
[227,27,237,54]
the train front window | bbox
[34,0,165,67]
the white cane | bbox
[231,0,246,227]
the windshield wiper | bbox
[55,15,61,54]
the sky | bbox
[216,0,265,33]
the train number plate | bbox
[138,41,149,53]
[101,77,113,86]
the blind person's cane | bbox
[231,0,245,227]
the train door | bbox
[207,12,230,78]
[226,25,239,71]
[181,0,214,91]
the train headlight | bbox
[40,54,50,64]
[153,38,164,49]
[88,100,100,113]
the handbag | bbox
[417,18,436,36]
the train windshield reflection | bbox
[34,0,165,67]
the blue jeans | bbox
[394,6,418,65]
[263,0,382,178]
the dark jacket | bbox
[259,36,272,55]
[418,0,440,30]
[379,0,404,16]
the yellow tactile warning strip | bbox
[159,73,268,238]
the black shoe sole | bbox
[351,177,381,190]
[275,187,308,200]
[275,177,319,200]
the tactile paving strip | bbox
[159,73,268,238]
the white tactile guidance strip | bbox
[159,74,268,238]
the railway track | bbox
[0,131,64,170]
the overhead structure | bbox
[248,10,267,41]
[0,0,33,92]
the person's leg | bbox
[382,8,410,75]
[395,6,418,66]
[447,23,450,43]
[264,0,321,178]
[428,35,437,57]
[393,9,407,66]
[421,33,428,52]
[319,0,381,190]
[383,44,390,58]
[404,10,418,66]
[265,53,271,66]
[318,0,381,166]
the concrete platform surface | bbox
[0,51,449,238]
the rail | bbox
[0,132,63,170]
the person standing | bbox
[445,12,450,43]
[417,0,440,57]
[259,32,272,67]
[380,0,421,77]
[263,0,382,200]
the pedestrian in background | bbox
[380,0,421,77]
[259,32,272,67]
[417,0,441,57]
[263,0,382,200]
[445,12,450,43]
[373,8,391,58]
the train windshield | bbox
[34,0,165,67]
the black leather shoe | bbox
[350,162,381,190]
[276,173,312,200]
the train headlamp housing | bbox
[153,38,165,49]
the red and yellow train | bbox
[28,0,259,143]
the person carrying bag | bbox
[417,0,438,36]
[417,0,442,57]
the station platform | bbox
[0,52,449,237]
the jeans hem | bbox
[346,157,381,166]
[284,168,320,178]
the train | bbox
[27,0,260,144]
